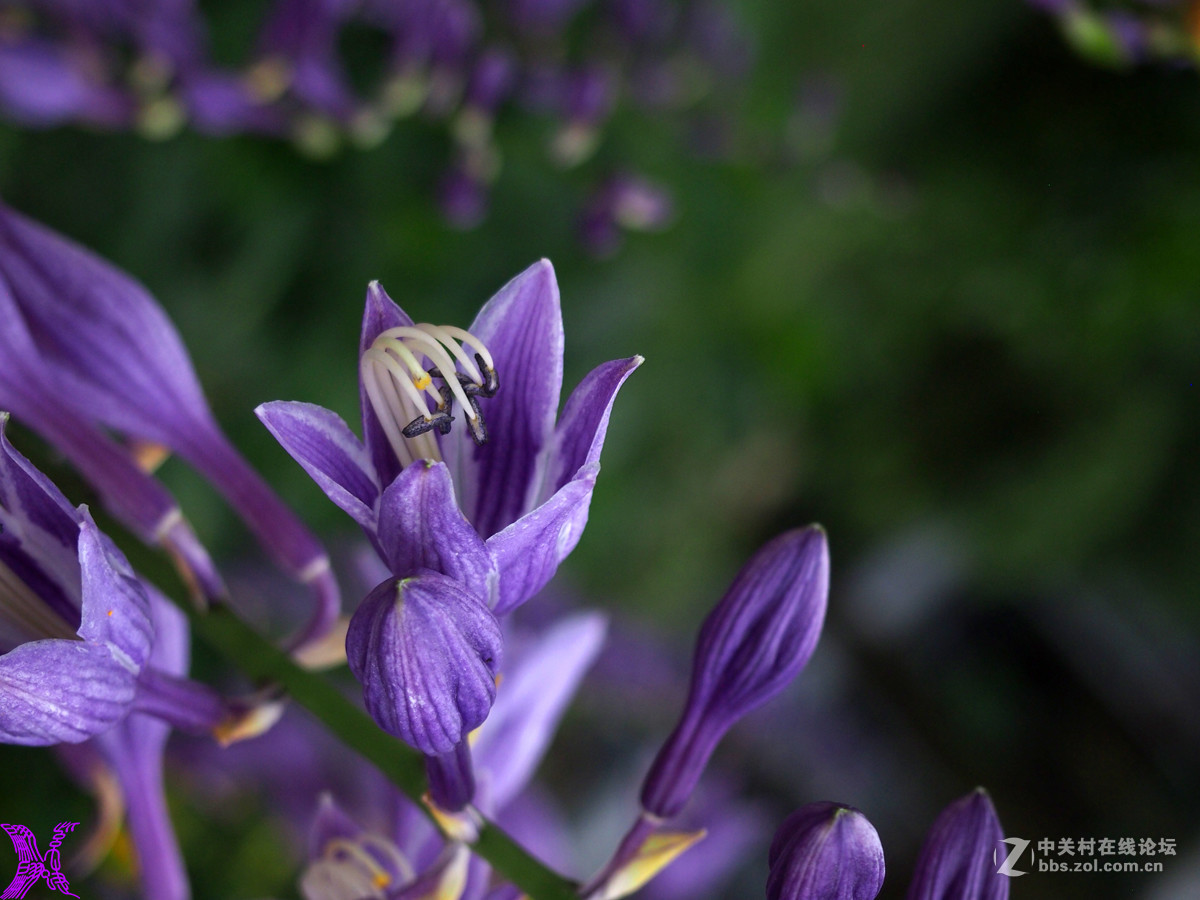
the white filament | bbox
[359,322,494,468]
[299,834,414,900]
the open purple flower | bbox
[0,413,154,745]
[258,260,639,760]
[0,202,340,648]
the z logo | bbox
[1,822,80,898]
[995,836,1031,877]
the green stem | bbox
[187,604,579,900]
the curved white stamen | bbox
[360,321,497,469]
[440,324,494,372]
[299,834,414,900]
[360,357,417,468]
[417,324,486,383]
[376,327,478,420]
[358,833,415,883]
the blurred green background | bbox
[2,0,1199,898]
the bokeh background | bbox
[2,0,1199,898]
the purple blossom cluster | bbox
[0,198,1009,900]
[0,0,743,245]
[1028,0,1198,68]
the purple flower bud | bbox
[767,803,885,900]
[346,571,502,755]
[641,526,829,819]
[908,789,1007,900]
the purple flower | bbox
[908,789,1007,900]
[641,526,829,819]
[258,261,639,756]
[0,38,133,128]
[90,592,195,900]
[0,203,340,648]
[767,803,885,900]
[0,414,153,745]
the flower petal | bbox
[536,355,642,504]
[376,462,496,605]
[445,260,564,538]
[473,612,607,812]
[0,639,136,744]
[76,513,154,672]
[641,527,829,819]
[346,572,502,755]
[485,470,596,616]
[767,802,885,900]
[359,281,415,488]
[0,203,214,448]
[908,789,1007,900]
[257,400,380,531]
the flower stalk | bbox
[180,598,579,900]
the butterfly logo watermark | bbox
[0,822,79,898]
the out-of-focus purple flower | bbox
[181,68,290,136]
[0,37,133,127]
[506,0,591,35]
[766,802,885,900]
[907,789,1007,900]
[1,414,275,752]
[580,174,674,257]
[0,203,340,649]
[550,65,616,165]
[253,0,358,122]
[90,592,194,900]
[439,160,491,229]
[641,526,830,819]
[472,611,607,813]
[0,414,154,745]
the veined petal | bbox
[0,413,83,613]
[346,572,502,755]
[767,803,885,900]
[359,281,416,489]
[537,356,642,504]
[485,471,595,616]
[641,527,829,819]
[446,260,564,538]
[376,462,495,605]
[473,612,607,812]
[76,513,154,672]
[257,400,380,531]
[0,639,137,744]
[908,790,1007,900]
[0,203,213,446]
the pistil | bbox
[360,321,498,468]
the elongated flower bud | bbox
[767,803,884,900]
[641,526,828,819]
[908,789,1007,900]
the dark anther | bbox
[402,409,454,439]
[474,353,499,397]
[465,395,488,445]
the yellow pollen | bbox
[373,873,391,889]
[413,372,432,391]
[107,610,114,617]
